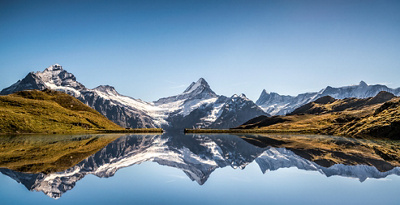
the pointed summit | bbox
[184,78,210,93]
[359,80,368,87]
[0,72,46,95]
[256,89,272,105]
[261,89,268,94]
[259,89,270,98]
[154,78,217,105]
[197,77,207,84]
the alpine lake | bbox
[1,132,399,205]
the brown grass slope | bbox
[0,89,123,134]
[236,91,400,140]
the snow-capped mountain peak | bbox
[154,78,218,106]
[181,77,216,99]
[45,64,63,71]
[184,78,210,93]
[94,85,119,96]
[34,64,85,95]
[359,80,368,87]
[230,93,249,101]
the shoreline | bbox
[0,128,164,135]
[183,128,318,134]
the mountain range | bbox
[0,65,266,130]
[238,91,400,139]
[1,134,399,199]
[1,64,400,129]
[257,80,400,115]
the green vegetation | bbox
[0,134,127,173]
[0,89,163,134]
[0,89,122,134]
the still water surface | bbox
[0,133,399,204]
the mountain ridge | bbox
[1,64,267,129]
[3,64,400,130]
[256,81,400,115]
[238,91,400,139]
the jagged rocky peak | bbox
[256,80,400,116]
[258,89,268,98]
[184,78,212,93]
[45,64,63,71]
[0,70,47,95]
[185,77,217,99]
[231,93,248,100]
[256,89,291,106]
[258,89,282,97]
[261,89,268,94]
[359,80,368,87]
[258,89,281,98]
[34,64,85,91]
[38,64,70,78]
[94,85,119,96]
[154,78,217,105]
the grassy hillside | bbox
[334,99,400,139]
[0,89,124,134]
[189,91,400,140]
[234,91,400,139]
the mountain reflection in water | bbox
[1,133,400,199]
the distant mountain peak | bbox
[94,85,119,96]
[257,80,400,116]
[184,77,210,93]
[154,78,217,106]
[359,80,368,87]
[230,93,250,101]
[197,77,207,84]
[261,89,268,95]
[45,64,63,71]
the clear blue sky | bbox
[1,0,399,101]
